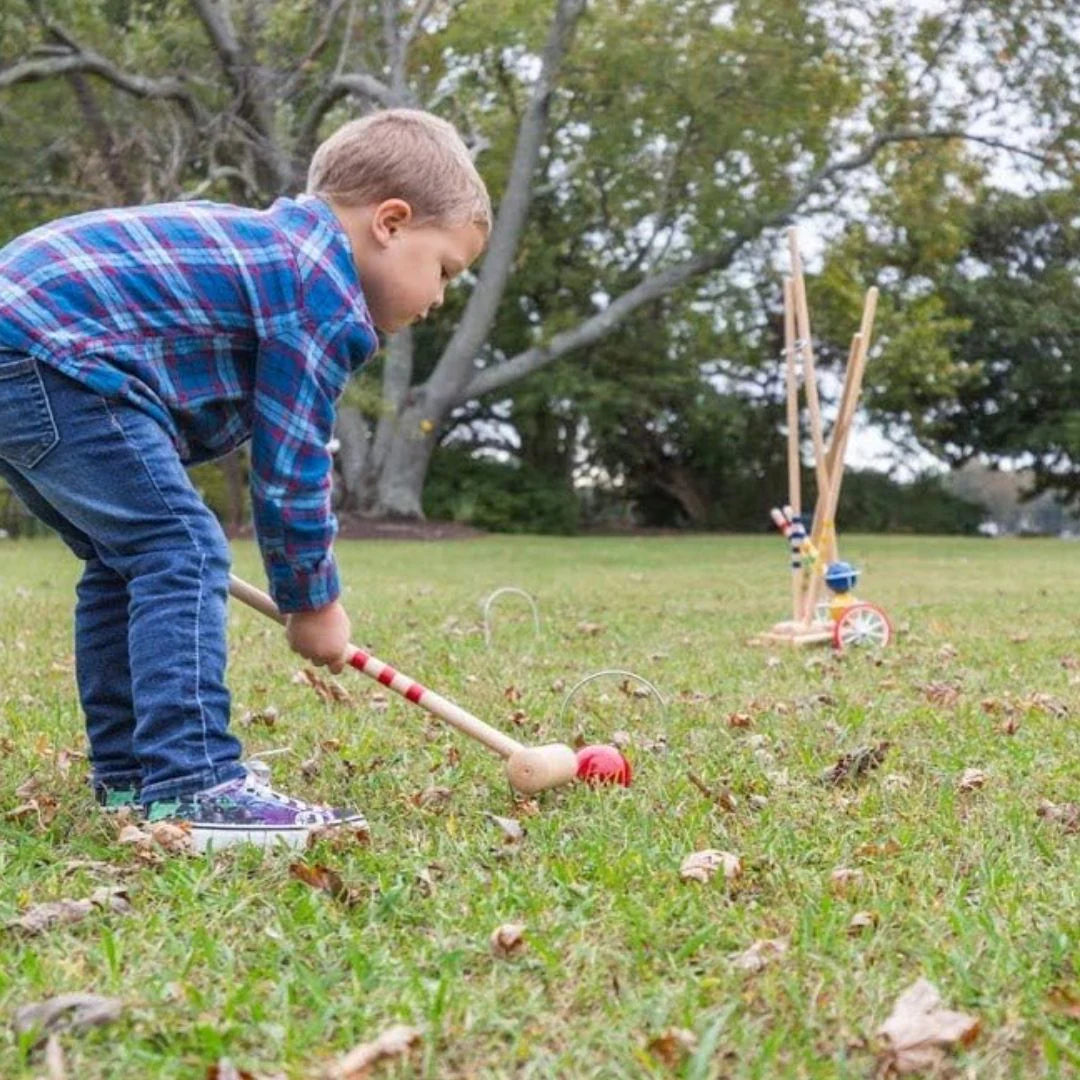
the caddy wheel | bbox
[832,603,892,649]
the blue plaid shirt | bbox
[0,195,378,612]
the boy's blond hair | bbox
[307,109,492,232]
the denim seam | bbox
[99,397,217,779]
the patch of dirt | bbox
[226,513,485,542]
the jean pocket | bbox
[0,354,60,468]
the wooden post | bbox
[783,275,801,622]
[800,287,878,623]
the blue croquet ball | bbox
[824,560,859,593]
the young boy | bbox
[0,109,491,851]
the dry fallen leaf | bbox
[485,813,524,844]
[679,849,741,884]
[646,1027,698,1069]
[576,621,604,636]
[1036,799,1080,834]
[289,862,363,907]
[877,977,980,1075]
[922,682,961,707]
[12,993,125,1045]
[489,922,527,958]
[323,1024,422,1079]
[848,910,878,935]
[957,768,988,793]
[821,743,890,786]
[830,867,865,895]
[292,668,355,705]
[5,887,131,935]
[412,786,452,809]
[206,1060,258,1080]
[729,937,787,972]
[727,712,753,728]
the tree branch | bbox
[293,71,410,161]
[0,52,202,122]
[425,0,588,406]
[188,0,293,191]
[458,124,1051,403]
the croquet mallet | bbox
[228,574,582,795]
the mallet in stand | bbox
[228,575,631,794]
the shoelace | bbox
[241,753,325,811]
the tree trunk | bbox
[371,401,440,517]
[334,405,371,511]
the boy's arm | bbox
[249,324,347,614]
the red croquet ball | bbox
[576,744,632,787]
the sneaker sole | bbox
[191,814,368,854]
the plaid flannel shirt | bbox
[0,195,378,611]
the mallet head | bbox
[504,743,579,794]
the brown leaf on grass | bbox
[957,768,988,792]
[4,795,60,828]
[727,712,753,728]
[855,838,903,859]
[206,1060,257,1080]
[821,743,890,786]
[829,867,865,895]
[922,682,961,707]
[485,813,524,844]
[1036,799,1080,834]
[1020,692,1069,718]
[116,820,193,858]
[238,706,279,728]
[679,849,741,884]
[291,668,355,706]
[305,823,371,852]
[876,978,979,1075]
[576,621,604,636]
[323,1024,422,1079]
[848,910,878,935]
[998,716,1021,735]
[1047,985,1080,1020]
[646,1028,698,1069]
[5,887,131,935]
[411,786,452,809]
[1061,655,1080,671]
[289,862,363,907]
[729,937,787,972]
[503,685,523,703]
[489,922,527,958]
[12,993,125,1045]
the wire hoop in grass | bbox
[557,669,668,727]
[481,586,541,648]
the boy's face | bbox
[358,205,487,334]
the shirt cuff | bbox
[263,552,340,613]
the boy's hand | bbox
[285,601,352,673]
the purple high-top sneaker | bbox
[146,769,367,853]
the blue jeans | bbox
[0,353,244,803]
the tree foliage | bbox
[2,0,1078,523]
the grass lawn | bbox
[1,532,1078,1078]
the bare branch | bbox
[426,0,588,405]
[457,124,1054,402]
[0,52,202,122]
[293,72,410,158]
[188,0,293,190]
[279,0,350,101]
[0,184,108,205]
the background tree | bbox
[2,1,1077,521]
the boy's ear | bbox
[371,199,413,245]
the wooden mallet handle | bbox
[227,574,578,794]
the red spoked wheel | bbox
[832,603,892,650]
